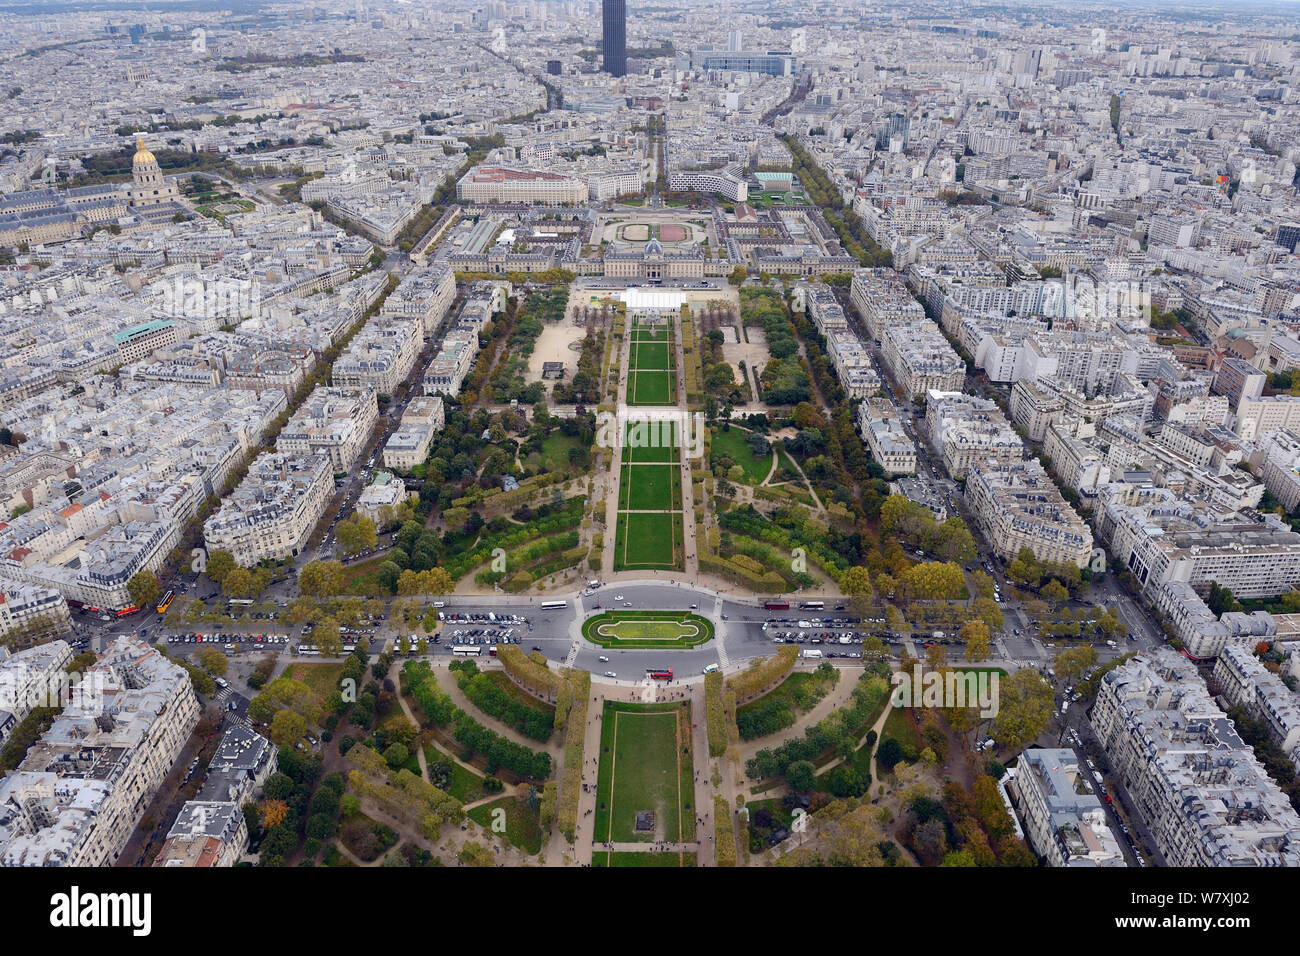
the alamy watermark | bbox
[595,407,706,460]
[891,663,1000,719]
[0,667,108,716]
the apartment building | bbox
[331,320,422,396]
[0,639,72,743]
[825,330,880,400]
[154,725,276,867]
[856,400,917,475]
[879,319,966,398]
[383,395,445,471]
[379,263,456,339]
[203,453,333,565]
[1008,748,1126,867]
[276,386,378,472]
[422,331,479,398]
[965,459,1093,568]
[0,583,71,644]
[0,637,199,866]
[1103,490,1300,598]
[1153,581,1275,660]
[1092,649,1300,866]
[925,390,1024,479]
[1214,645,1300,762]
[850,268,926,341]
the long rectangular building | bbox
[1093,648,1300,867]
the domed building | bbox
[125,137,180,209]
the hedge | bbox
[704,671,728,757]
[557,669,590,842]
[726,646,799,703]
[714,795,738,867]
[449,659,554,741]
[497,645,570,725]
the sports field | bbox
[593,701,697,846]
[582,610,715,648]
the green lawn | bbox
[485,671,557,718]
[628,369,674,405]
[624,418,678,462]
[582,610,715,649]
[619,463,680,511]
[593,702,696,845]
[287,663,346,699]
[539,433,584,473]
[710,426,773,485]
[614,511,680,570]
[467,795,544,854]
[632,341,673,370]
[594,850,698,867]
[424,746,486,802]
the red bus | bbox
[115,605,139,617]
[646,669,673,680]
[763,600,790,610]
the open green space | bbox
[467,795,544,854]
[628,368,674,405]
[582,609,714,648]
[593,850,698,867]
[710,426,773,485]
[593,701,696,845]
[632,341,673,370]
[623,419,679,462]
[424,747,488,803]
[619,463,680,511]
[614,511,681,570]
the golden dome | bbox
[132,137,156,164]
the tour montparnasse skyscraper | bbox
[602,0,627,77]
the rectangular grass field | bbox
[615,511,679,569]
[619,463,680,511]
[593,702,696,845]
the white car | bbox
[598,655,609,662]
[603,671,617,678]
[614,595,624,601]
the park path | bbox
[600,315,633,574]
[673,313,699,579]
[731,667,866,802]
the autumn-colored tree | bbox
[839,565,872,596]
[961,619,992,663]
[259,799,288,830]
[992,669,1055,750]
[300,560,345,599]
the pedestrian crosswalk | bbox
[716,639,730,670]
[565,640,580,667]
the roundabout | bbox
[582,610,715,649]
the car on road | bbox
[603,671,616,678]
[623,601,632,607]
[598,655,609,662]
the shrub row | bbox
[726,646,800,703]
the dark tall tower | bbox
[602,0,626,77]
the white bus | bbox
[540,600,567,610]
[453,645,482,657]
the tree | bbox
[839,565,872,596]
[222,567,255,599]
[786,760,817,792]
[1040,579,1069,608]
[336,514,378,558]
[961,620,992,663]
[992,670,1055,751]
[197,645,228,677]
[205,549,236,586]
[971,597,1003,631]
[728,265,748,286]
[384,742,410,769]
[313,617,343,658]
[300,560,345,599]
[269,709,308,748]
[458,841,494,867]
[127,570,163,610]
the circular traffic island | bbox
[581,610,715,649]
